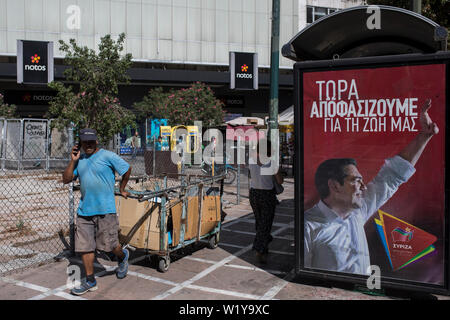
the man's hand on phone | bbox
[71,144,81,161]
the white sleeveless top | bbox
[249,163,273,190]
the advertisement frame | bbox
[17,39,54,85]
[229,51,258,90]
[294,52,450,295]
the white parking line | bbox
[186,284,262,300]
[152,222,294,300]
[260,269,297,300]
[184,256,287,275]
[0,276,85,300]
[219,242,294,256]
[28,254,148,300]
[14,221,296,301]
[221,228,293,241]
[151,245,252,300]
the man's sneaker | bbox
[116,248,129,279]
[70,279,97,296]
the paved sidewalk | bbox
[0,178,448,301]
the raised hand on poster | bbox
[420,99,439,136]
[399,98,439,167]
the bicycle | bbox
[201,161,237,184]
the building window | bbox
[306,6,338,24]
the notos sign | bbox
[230,52,258,90]
[17,40,53,84]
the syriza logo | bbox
[25,54,46,72]
[236,64,252,79]
[375,210,437,271]
[391,227,413,250]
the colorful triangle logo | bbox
[374,210,437,271]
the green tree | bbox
[0,93,17,118]
[47,33,136,143]
[133,82,225,127]
[133,87,170,122]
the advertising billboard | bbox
[229,52,258,90]
[17,40,54,84]
[294,53,450,294]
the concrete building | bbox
[0,0,364,118]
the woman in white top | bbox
[248,139,283,264]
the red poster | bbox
[302,64,446,285]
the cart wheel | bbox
[158,257,170,273]
[207,232,220,249]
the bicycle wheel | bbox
[224,170,236,184]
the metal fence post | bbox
[45,119,50,171]
[160,195,167,252]
[69,181,75,255]
[1,119,5,171]
[68,125,75,255]
[181,146,185,187]
[153,135,156,178]
[19,119,24,172]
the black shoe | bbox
[255,251,267,264]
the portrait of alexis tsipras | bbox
[303,99,439,275]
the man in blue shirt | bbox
[63,128,132,295]
[304,99,439,275]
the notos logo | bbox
[25,53,46,72]
[237,64,252,79]
[31,54,40,63]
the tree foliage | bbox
[133,82,225,127]
[0,93,17,118]
[47,33,136,143]
[133,87,168,122]
[367,0,449,27]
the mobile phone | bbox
[74,141,81,152]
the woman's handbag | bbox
[272,176,284,195]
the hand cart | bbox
[115,173,225,272]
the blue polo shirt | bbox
[74,149,130,216]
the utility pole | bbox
[411,0,422,14]
[269,0,280,132]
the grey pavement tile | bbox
[266,238,295,253]
[0,281,42,300]
[237,251,294,274]
[273,282,390,300]
[216,244,243,255]
[41,295,68,300]
[189,246,240,262]
[272,215,294,224]
[191,266,284,298]
[166,287,248,300]
[8,260,71,290]
[223,221,256,233]
[219,229,254,246]
[127,255,212,284]
[75,273,175,300]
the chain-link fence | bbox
[0,119,268,276]
[0,121,229,275]
[0,119,75,275]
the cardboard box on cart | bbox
[115,196,168,251]
[116,188,221,250]
[170,193,221,245]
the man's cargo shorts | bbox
[75,214,120,253]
